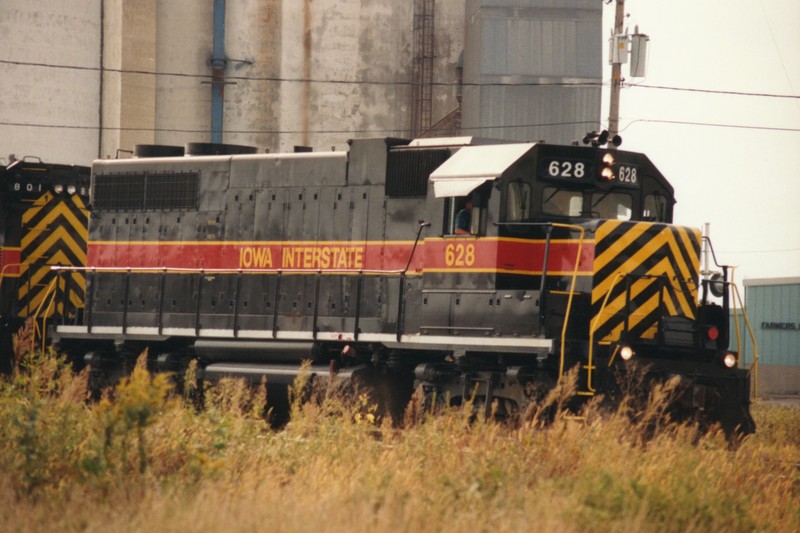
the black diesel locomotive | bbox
[47,137,754,432]
[0,158,90,372]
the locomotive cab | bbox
[415,140,751,432]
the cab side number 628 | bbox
[445,243,475,267]
[618,165,638,184]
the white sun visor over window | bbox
[429,142,536,198]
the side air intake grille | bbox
[93,172,199,211]
[386,149,449,198]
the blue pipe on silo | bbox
[210,0,226,144]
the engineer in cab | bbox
[454,195,473,235]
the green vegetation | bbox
[1,340,798,532]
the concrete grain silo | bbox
[1,0,601,163]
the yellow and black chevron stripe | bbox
[592,220,700,343]
[18,192,88,318]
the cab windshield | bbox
[542,187,582,217]
[541,186,632,220]
[591,191,632,220]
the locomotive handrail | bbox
[549,224,585,384]
[493,221,585,385]
[31,275,59,354]
[0,263,22,290]
[51,265,413,342]
[46,222,429,341]
[50,265,409,275]
[594,270,713,379]
[588,272,675,393]
[729,281,759,398]
[40,277,61,353]
[591,271,627,376]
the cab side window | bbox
[444,184,491,236]
[643,193,668,222]
[445,196,476,235]
[505,181,531,222]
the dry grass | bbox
[0,348,797,533]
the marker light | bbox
[619,345,635,361]
[600,152,616,180]
[67,185,77,195]
[53,184,64,194]
[722,352,737,369]
[706,326,720,341]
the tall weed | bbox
[0,347,797,532]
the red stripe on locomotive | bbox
[87,238,594,275]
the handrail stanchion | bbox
[731,283,759,399]
[86,268,96,333]
[122,268,131,334]
[396,273,405,342]
[396,220,429,343]
[591,272,626,368]
[272,270,282,338]
[312,270,321,340]
[194,270,204,336]
[41,278,60,354]
[539,224,553,331]
[58,267,69,326]
[233,269,242,338]
[354,271,364,341]
[157,268,167,335]
[31,276,58,354]
[551,223,585,387]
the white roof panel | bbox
[429,142,535,198]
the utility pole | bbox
[608,0,626,147]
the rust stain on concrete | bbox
[302,0,312,146]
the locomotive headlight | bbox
[53,184,64,194]
[601,167,615,180]
[67,185,77,195]
[722,352,737,369]
[619,345,635,361]
[602,153,615,166]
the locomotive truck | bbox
[16,137,753,432]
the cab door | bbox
[419,190,495,337]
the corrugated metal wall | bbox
[461,0,602,144]
[735,278,800,395]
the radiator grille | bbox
[93,172,198,211]
[386,149,449,198]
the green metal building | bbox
[735,277,800,396]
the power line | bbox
[629,83,800,100]
[622,118,800,133]
[0,58,602,89]
[4,58,800,99]
[4,117,797,136]
[0,119,600,136]
[718,248,800,254]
